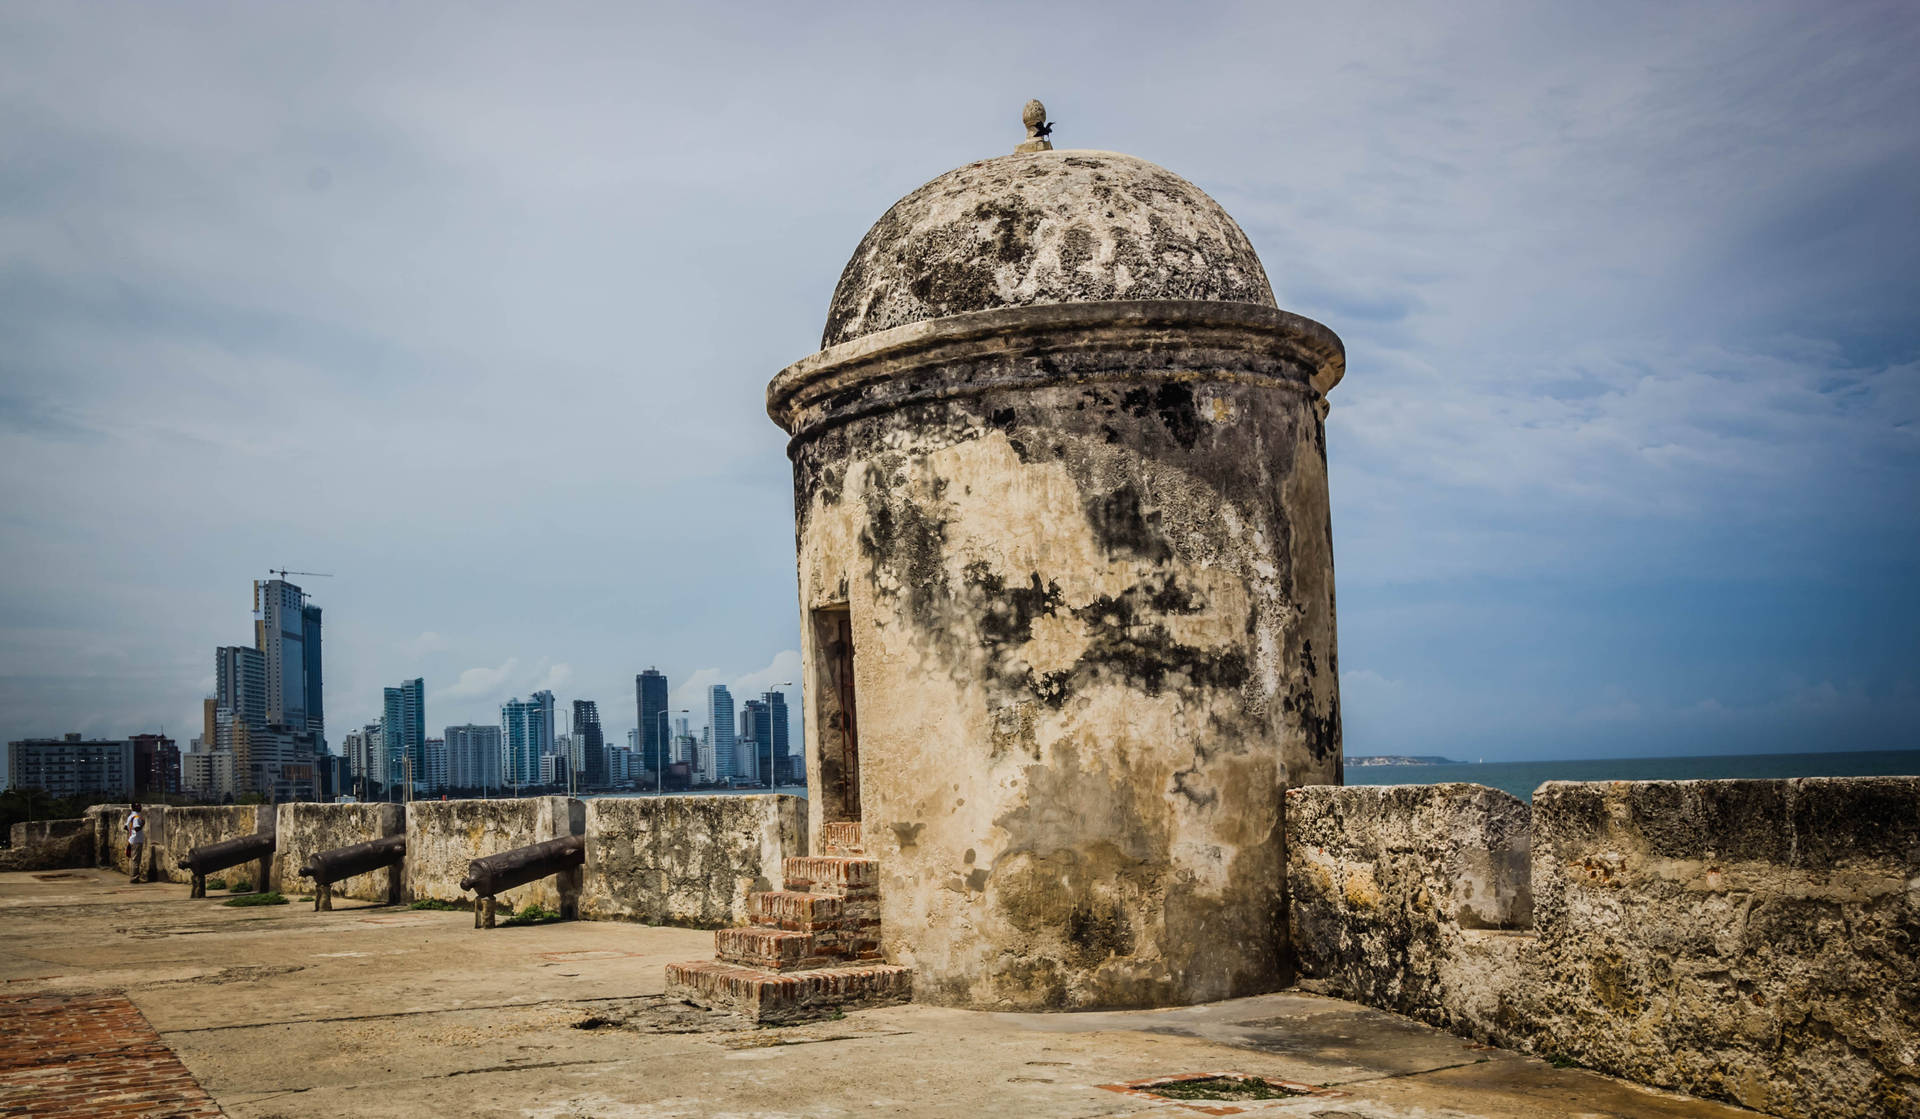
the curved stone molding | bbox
[770,300,1344,448]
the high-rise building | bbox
[707,685,737,779]
[501,696,550,789]
[212,645,267,793]
[383,678,425,791]
[127,733,180,796]
[207,577,326,800]
[445,724,502,791]
[572,700,605,788]
[6,734,135,797]
[423,737,447,792]
[636,668,668,776]
[239,722,321,802]
[301,603,324,743]
[255,579,320,734]
[531,690,556,758]
[342,723,384,796]
[765,690,790,773]
[740,699,770,786]
[181,737,234,799]
[215,646,267,727]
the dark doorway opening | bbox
[810,606,861,823]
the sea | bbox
[1343,749,1920,802]
[580,750,1920,805]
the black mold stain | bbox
[891,821,926,851]
[1066,900,1135,965]
[967,566,1066,650]
[1085,481,1173,562]
[820,152,1275,347]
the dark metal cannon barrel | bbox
[176,832,275,876]
[459,834,584,897]
[300,834,405,885]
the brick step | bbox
[822,820,864,855]
[714,927,840,972]
[749,889,843,930]
[665,959,913,1024]
[782,855,878,894]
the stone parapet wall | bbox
[580,795,804,928]
[0,817,94,871]
[273,803,406,903]
[79,804,270,883]
[404,797,581,911]
[1286,777,1920,1119]
[1286,782,1531,1026]
[154,806,272,887]
[9,818,92,849]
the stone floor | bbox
[0,868,1769,1118]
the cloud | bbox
[403,631,450,658]
[665,652,803,728]
[532,662,573,693]
[1,3,1913,763]
[730,650,803,701]
[436,659,519,702]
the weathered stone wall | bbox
[580,795,804,927]
[404,797,580,911]
[153,806,272,887]
[1286,782,1532,1027]
[273,803,406,903]
[1285,777,1920,1119]
[80,804,270,884]
[776,303,1343,1011]
[85,803,160,876]
[9,817,91,849]
[0,817,93,871]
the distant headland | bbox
[1347,755,1458,766]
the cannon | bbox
[298,834,406,911]
[459,834,584,928]
[178,832,275,898]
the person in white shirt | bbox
[126,803,147,884]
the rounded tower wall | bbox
[778,298,1342,1009]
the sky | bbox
[1,1,1915,766]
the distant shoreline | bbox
[1347,755,1457,766]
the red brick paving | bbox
[0,992,223,1118]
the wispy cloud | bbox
[0,2,1912,761]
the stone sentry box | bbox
[768,135,1346,1010]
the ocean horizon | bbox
[563,749,1920,806]
[1341,748,1920,802]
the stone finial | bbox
[1016,99,1054,154]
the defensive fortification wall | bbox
[0,817,93,870]
[47,796,803,923]
[580,795,803,927]
[273,803,406,903]
[155,806,272,886]
[404,796,582,912]
[1286,777,1920,1119]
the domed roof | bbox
[821,149,1277,349]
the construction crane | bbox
[268,569,332,580]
